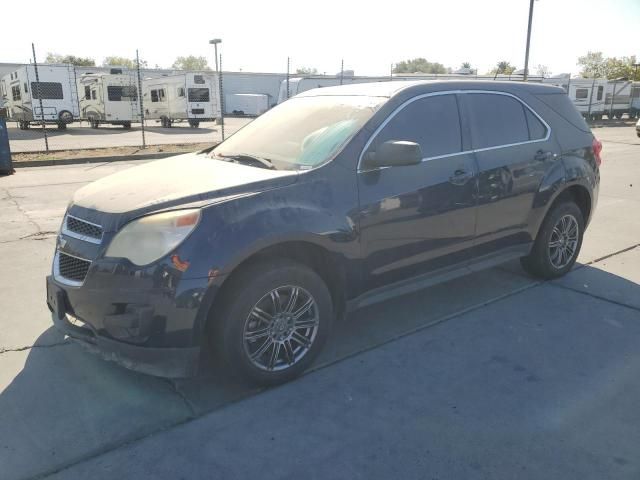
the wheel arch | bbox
[533,182,592,241]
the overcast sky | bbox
[4,0,639,75]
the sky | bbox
[4,0,639,76]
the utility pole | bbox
[136,49,146,148]
[523,0,535,81]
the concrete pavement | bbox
[0,124,639,479]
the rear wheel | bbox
[122,122,131,129]
[521,200,584,279]
[57,122,67,130]
[211,259,333,385]
[188,120,200,128]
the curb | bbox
[13,152,178,168]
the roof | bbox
[297,80,565,98]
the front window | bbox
[212,95,386,170]
[107,85,138,102]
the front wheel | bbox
[211,259,333,385]
[521,200,584,279]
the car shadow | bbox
[1,262,639,479]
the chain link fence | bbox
[2,46,639,159]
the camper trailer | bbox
[543,75,607,120]
[630,82,640,119]
[225,93,269,116]
[0,64,79,129]
[78,72,139,128]
[142,73,219,128]
[604,80,633,119]
[277,75,390,103]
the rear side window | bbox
[30,82,63,100]
[107,85,138,101]
[370,94,462,158]
[465,93,529,149]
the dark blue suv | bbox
[46,81,601,384]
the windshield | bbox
[211,95,386,170]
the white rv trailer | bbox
[543,75,607,119]
[142,73,219,128]
[78,72,140,128]
[0,64,79,129]
[630,82,640,119]
[225,93,269,116]
[604,80,633,119]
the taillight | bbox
[592,137,602,167]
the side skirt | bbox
[346,243,532,312]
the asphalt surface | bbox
[0,124,639,480]
[7,117,253,152]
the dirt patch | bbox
[12,143,212,163]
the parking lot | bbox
[6,117,253,153]
[1,124,639,479]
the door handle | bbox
[449,169,473,185]
[535,150,554,162]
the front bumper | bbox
[47,273,208,378]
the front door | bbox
[357,93,478,292]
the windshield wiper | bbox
[216,153,275,170]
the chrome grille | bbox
[64,215,103,243]
[57,252,91,284]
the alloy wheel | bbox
[242,285,319,371]
[548,214,579,269]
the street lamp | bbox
[209,38,222,72]
[523,0,535,81]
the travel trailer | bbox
[630,82,640,119]
[78,72,140,128]
[0,64,79,129]
[277,75,389,103]
[604,80,633,119]
[225,93,269,116]
[543,75,607,119]
[142,73,219,128]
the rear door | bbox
[461,91,556,256]
[357,93,478,291]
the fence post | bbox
[219,54,225,141]
[286,57,290,100]
[340,59,344,85]
[587,77,596,121]
[136,49,146,148]
[31,43,49,152]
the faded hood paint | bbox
[71,152,298,220]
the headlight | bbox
[105,209,201,266]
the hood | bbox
[70,152,297,225]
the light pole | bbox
[209,38,222,72]
[523,0,535,81]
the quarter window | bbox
[575,88,589,100]
[368,94,462,159]
[30,82,64,100]
[524,108,547,141]
[464,93,529,149]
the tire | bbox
[89,118,99,129]
[122,122,131,129]
[58,110,74,124]
[520,200,584,279]
[615,112,623,120]
[160,117,168,128]
[57,122,67,131]
[188,120,200,128]
[211,259,333,386]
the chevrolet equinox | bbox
[47,81,601,385]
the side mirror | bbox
[362,140,423,170]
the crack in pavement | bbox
[0,340,69,355]
[163,379,198,419]
[1,186,44,236]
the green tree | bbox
[102,56,148,69]
[578,51,638,79]
[46,52,95,66]
[393,58,448,74]
[489,61,517,75]
[172,55,211,71]
[295,67,319,75]
[461,62,471,69]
